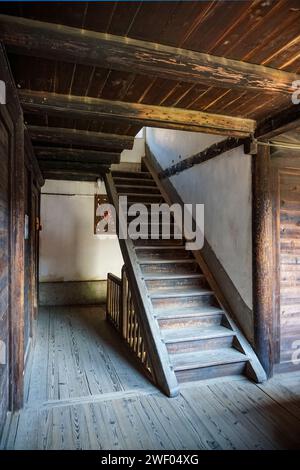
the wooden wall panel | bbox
[0,109,11,433]
[272,154,300,374]
[279,169,300,370]
[0,44,30,434]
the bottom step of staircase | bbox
[171,348,248,383]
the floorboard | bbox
[1,305,300,450]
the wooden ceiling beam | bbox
[255,105,300,140]
[19,90,255,137]
[34,146,120,164]
[0,14,298,95]
[38,160,110,174]
[42,170,107,182]
[28,125,134,150]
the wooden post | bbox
[252,144,274,377]
[10,115,25,409]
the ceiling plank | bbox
[28,125,134,150]
[34,146,120,164]
[19,89,255,137]
[0,14,298,95]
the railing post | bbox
[121,266,128,339]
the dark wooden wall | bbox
[0,44,24,433]
[0,45,42,435]
[0,104,11,434]
[272,153,300,373]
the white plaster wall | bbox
[39,179,123,282]
[39,133,146,282]
[146,127,252,309]
[120,135,145,163]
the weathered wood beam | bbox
[19,90,255,137]
[159,137,247,178]
[0,14,299,95]
[34,146,120,164]
[256,104,300,140]
[252,144,274,377]
[39,160,110,174]
[28,125,134,150]
[42,170,105,182]
[24,130,44,187]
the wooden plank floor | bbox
[1,305,300,450]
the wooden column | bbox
[10,115,25,409]
[252,144,274,377]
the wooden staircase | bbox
[105,167,266,396]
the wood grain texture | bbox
[252,145,274,377]
[273,165,300,371]
[1,308,300,452]
[0,108,10,436]
[28,126,134,150]
[0,14,299,95]
[0,45,27,424]
[34,147,120,164]
[256,105,300,140]
[2,0,300,141]
[19,90,256,137]
[38,160,110,176]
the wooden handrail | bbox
[106,266,153,379]
[107,272,122,330]
[105,172,179,397]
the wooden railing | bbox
[105,171,179,397]
[106,266,153,378]
[106,273,122,330]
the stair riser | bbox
[134,239,184,247]
[158,315,223,329]
[116,185,161,194]
[114,178,157,187]
[151,294,215,310]
[146,277,207,291]
[126,215,176,224]
[137,249,192,260]
[124,205,174,216]
[175,361,247,383]
[127,226,179,236]
[125,195,164,203]
[131,235,185,242]
[140,262,199,274]
[166,336,234,354]
[112,171,152,180]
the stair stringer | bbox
[144,155,267,384]
[105,171,180,397]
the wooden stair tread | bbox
[112,171,152,179]
[115,184,160,192]
[155,306,223,319]
[118,192,162,197]
[139,258,196,264]
[106,166,267,392]
[150,287,213,298]
[143,273,204,280]
[135,246,184,251]
[170,348,248,371]
[162,325,234,343]
[114,177,157,185]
